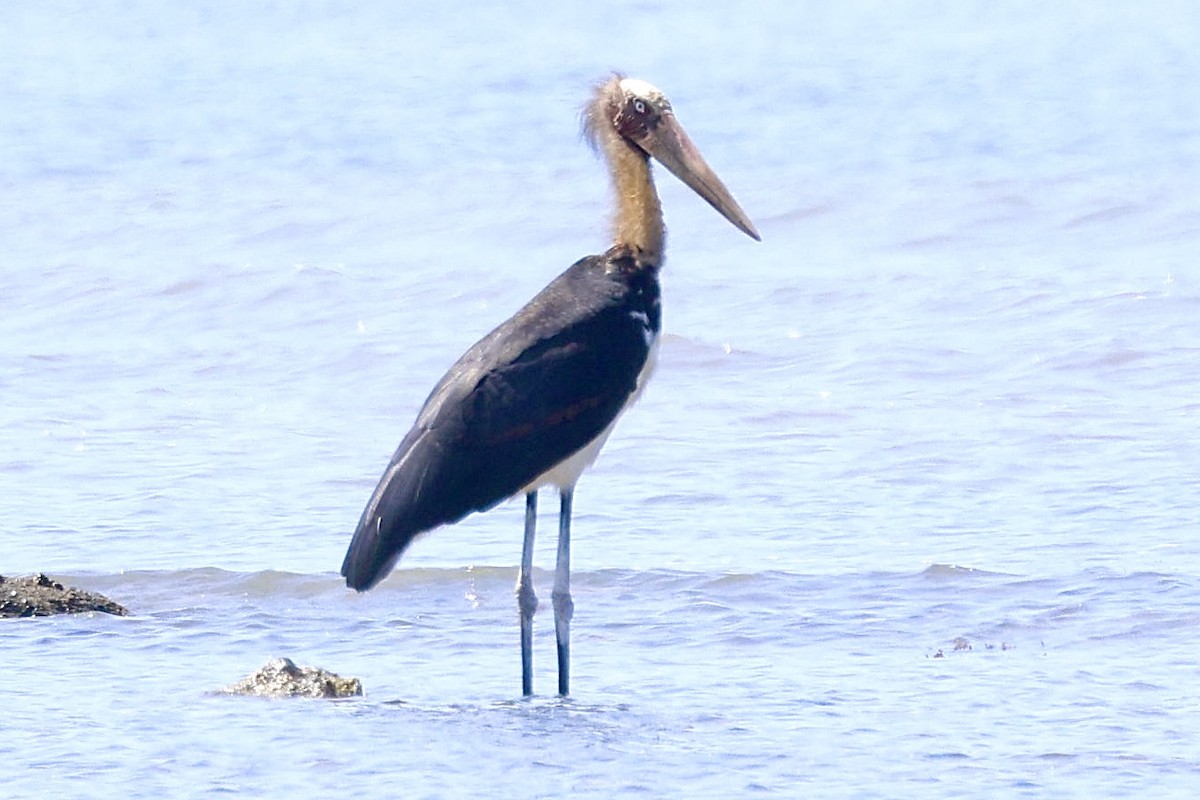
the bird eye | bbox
[632,99,647,114]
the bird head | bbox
[586,76,760,242]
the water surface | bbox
[3,2,1199,797]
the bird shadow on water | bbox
[377,694,630,717]
[363,693,649,741]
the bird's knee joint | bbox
[551,589,574,621]
[516,583,538,617]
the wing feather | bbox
[341,252,659,590]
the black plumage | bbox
[342,246,660,591]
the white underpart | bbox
[523,331,661,493]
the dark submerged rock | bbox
[219,657,363,699]
[0,573,129,618]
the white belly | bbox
[523,333,660,492]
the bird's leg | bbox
[552,487,575,696]
[517,491,538,697]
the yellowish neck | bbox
[606,138,664,264]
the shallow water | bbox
[3,2,1200,797]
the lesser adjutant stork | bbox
[341,75,759,696]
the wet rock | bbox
[220,657,363,699]
[0,573,129,618]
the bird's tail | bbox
[341,431,467,591]
[340,511,402,592]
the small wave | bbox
[920,563,1010,580]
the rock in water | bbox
[0,573,129,618]
[220,657,363,699]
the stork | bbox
[341,75,759,696]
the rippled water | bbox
[3,2,1199,797]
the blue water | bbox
[3,2,1199,797]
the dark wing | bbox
[341,251,660,590]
